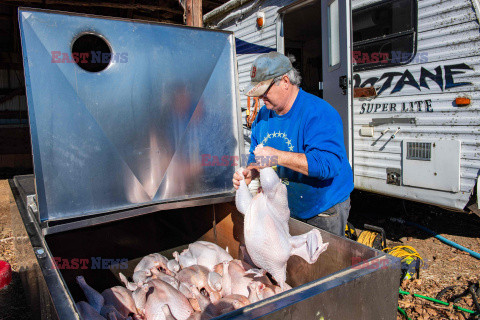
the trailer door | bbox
[321,0,352,163]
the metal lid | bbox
[19,9,242,222]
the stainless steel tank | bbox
[12,175,400,320]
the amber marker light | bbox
[256,11,265,28]
[455,97,471,106]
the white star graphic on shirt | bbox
[258,132,295,151]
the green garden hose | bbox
[399,289,477,315]
[397,306,412,320]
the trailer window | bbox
[352,0,417,71]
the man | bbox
[232,52,354,237]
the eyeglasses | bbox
[259,80,275,99]
[259,75,284,99]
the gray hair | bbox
[273,54,302,86]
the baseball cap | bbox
[245,52,293,97]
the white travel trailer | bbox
[205,0,480,213]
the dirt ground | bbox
[0,179,33,320]
[0,180,479,319]
[350,191,480,320]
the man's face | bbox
[260,76,289,114]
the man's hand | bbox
[251,145,280,169]
[232,167,258,190]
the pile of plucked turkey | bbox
[76,168,329,320]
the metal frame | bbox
[352,0,419,71]
[231,28,246,172]
[278,0,354,166]
[276,0,318,56]
[277,0,317,14]
[327,0,341,72]
[10,179,79,320]
[15,174,235,235]
[42,193,235,235]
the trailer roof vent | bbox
[406,142,431,161]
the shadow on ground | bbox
[0,271,34,320]
[349,190,480,241]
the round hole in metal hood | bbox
[71,33,111,72]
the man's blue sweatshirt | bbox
[248,89,354,219]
